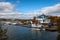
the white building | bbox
[36,14,50,24]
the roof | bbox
[37,14,48,18]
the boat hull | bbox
[31,24,45,30]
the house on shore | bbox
[36,14,50,24]
[32,14,51,28]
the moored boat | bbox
[31,23,45,30]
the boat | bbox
[31,24,42,28]
[11,23,17,25]
[31,28,41,30]
[31,23,45,30]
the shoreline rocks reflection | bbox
[0,25,8,40]
[57,34,60,40]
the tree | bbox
[48,16,58,22]
[57,17,60,33]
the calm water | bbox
[0,24,60,40]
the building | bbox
[36,14,50,24]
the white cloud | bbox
[16,3,60,19]
[0,2,60,19]
[25,3,60,19]
[40,4,60,16]
[0,2,15,13]
[0,2,22,19]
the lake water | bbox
[0,24,60,40]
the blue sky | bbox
[0,0,60,19]
[0,0,60,12]
[18,0,60,12]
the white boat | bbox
[31,24,45,30]
[31,28,41,30]
[11,23,17,25]
[5,22,11,24]
[31,24,42,28]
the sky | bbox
[0,0,60,19]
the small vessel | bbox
[31,23,45,30]
[5,22,11,25]
[11,23,17,25]
[31,24,42,28]
[31,28,41,30]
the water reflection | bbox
[57,34,60,40]
[0,25,8,40]
[0,22,59,40]
[14,26,58,40]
